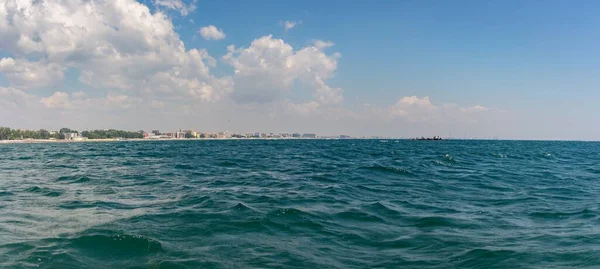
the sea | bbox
[1,139,599,268]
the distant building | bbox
[151,130,160,135]
[292,133,302,138]
[218,131,232,139]
[175,131,186,139]
[200,132,215,138]
[64,132,80,140]
[180,129,194,137]
[339,135,351,139]
[302,133,317,138]
[180,130,200,138]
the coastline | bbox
[0,137,381,144]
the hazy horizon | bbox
[1,0,599,141]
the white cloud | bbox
[313,40,335,49]
[0,87,37,109]
[40,92,137,110]
[223,35,343,106]
[0,87,46,126]
[387,96,437,121]
[461,105,489,113]
[385,96,490,123]
[199,25,226,40]
[286,101,320,116]
[72,91,88,99]
[0,58,64,89]
[40,92,72,109]
[104,94,131,108]
[0,0,335,111]
[0,0,226,101]
[154,0,196,16]
[281,20,302,32]
[397,96,434,106]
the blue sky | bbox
[1,0,599,139]
[181,0,600,109]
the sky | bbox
[1,0,599,140]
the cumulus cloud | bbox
[385,95,489,123]
[40,92,72,109]
[0,87,37,109]
[389,96,435,117]
[199,25,226,40]
[286,101,320,116]
[154,0,196,16]
[281,20,302,32]
[0,0,339,111]
[40,91,137,110]
[0,87,46,127]
[0,0,226,101]
[0,58,64,89]
[223,35,342,106]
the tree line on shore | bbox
[0,127,143,140]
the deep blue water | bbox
[1,139,600,268]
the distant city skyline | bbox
[1,0,599,140]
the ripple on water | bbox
[0,191,14,197]
[334,209,385,223]
[412,216,480,230]
[56,175,91,183]
[69,232,163,256]
[359,164,416,177]
[362,202,403,219]
[57,200,137,210]
[6,230,166,268]
[25,186,62,197]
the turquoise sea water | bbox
[1,139,600,268]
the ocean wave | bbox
[528,208,597,220]
[408,216,479,230]
[334,210,385,223]
[359,164,416,176]
[0,191,14,197]
[69,232,163,255]
[362,202,404,218]
[56,175,91,183]
[25,186,62,197]
[451,248,519,267]
[57,200,138,210]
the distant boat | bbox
[413,136,443,141]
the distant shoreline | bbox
[1,138,598,144]
[0,137,386,144]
